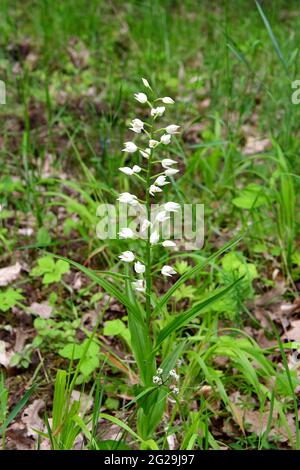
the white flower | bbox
[133,165,142,173]
[162,240,176,247]
[134,92,147,103]
[155,210,169,223]
[119,251,135,262]
[118,192,138,205]
[142,78,151,89]
[122,141,138,153]
[164,202,180,212]
[165,168,179,176]
[150,231,160,244]
[119,227,135,239]
[141,219,152,232]
[161,96,174,104]
[132,279,146,292]
[149,139,159,148]
[166,124,180,134]
[134,261,145,274]
[170,386,179,395]
[161,265,177,277]
[140,148,151,159]
[161,158,177,169]
[149,185,162,196]
[119,165,141,175]
[130,118,144,133]
[151,106,165,117]
[153,375,162,385]
[161,134,171,145]
[154,175,169,186]
[169,369,177,378]
[157,368,163,375]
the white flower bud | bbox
[117,192,138,205]
[155,210,169,223]
[151,106,165,117]
[154,175,169,186]
[149,185,162,196]
[165,168,179,176]
[141,219,152,232]
[161,159,177,168]
[161,134,171,145]
[164,202,180,212]
[118,228,134,239]
[134,261,145,274]
[149,139,159,148]
[150,231,160,245]
[166,124,180,134]
[142,78,151,89]
[130,118,144,133]
[122,141,138,153]
[119,251,135,262]
[134,92,147,103]
[140,148,151,159]
[162,240,176,247]
[161,265,177,277]
[132,279,146,292]
[161,96,174,104]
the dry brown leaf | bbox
[22,399,45,438]
[29,301,53,319]
[71,390,93,414]
[284,320,300,341]
[244,137,271,155]
[0,340,14,368]
[0,262,21,286]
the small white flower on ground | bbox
[157,368,163,375]
[122,141,138,153]
[154,175,169,186]
[166,124,180,134]
[149,184,162,196]
[142,77,151,88]
[149,139,159,148]
[119,227,135,239]
[161,265,177,277]
[119,251,135,262]
[155,210,169,223]
[118,192,138,205]
[162,240,176,247]
[161,134,171,145]
[150,231,160,244]
[119,165,141,176]
[151,106,165,117]
[140,148,151,159]
[153,375,162,385]
[165,168,179,176]
[134,261,145,274]
[161,158,177,168]
[132,279,146,292]
[141,219,152,232]
[164,201,180,212]
[130,118,144,133]
[134,92,147,103]
[161,96,174,104]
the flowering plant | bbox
[114,78,240,439]
[59,79,240,442]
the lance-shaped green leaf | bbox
[153,236,241,316]
[155,277,243,348]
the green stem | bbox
[145,149,153,327]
